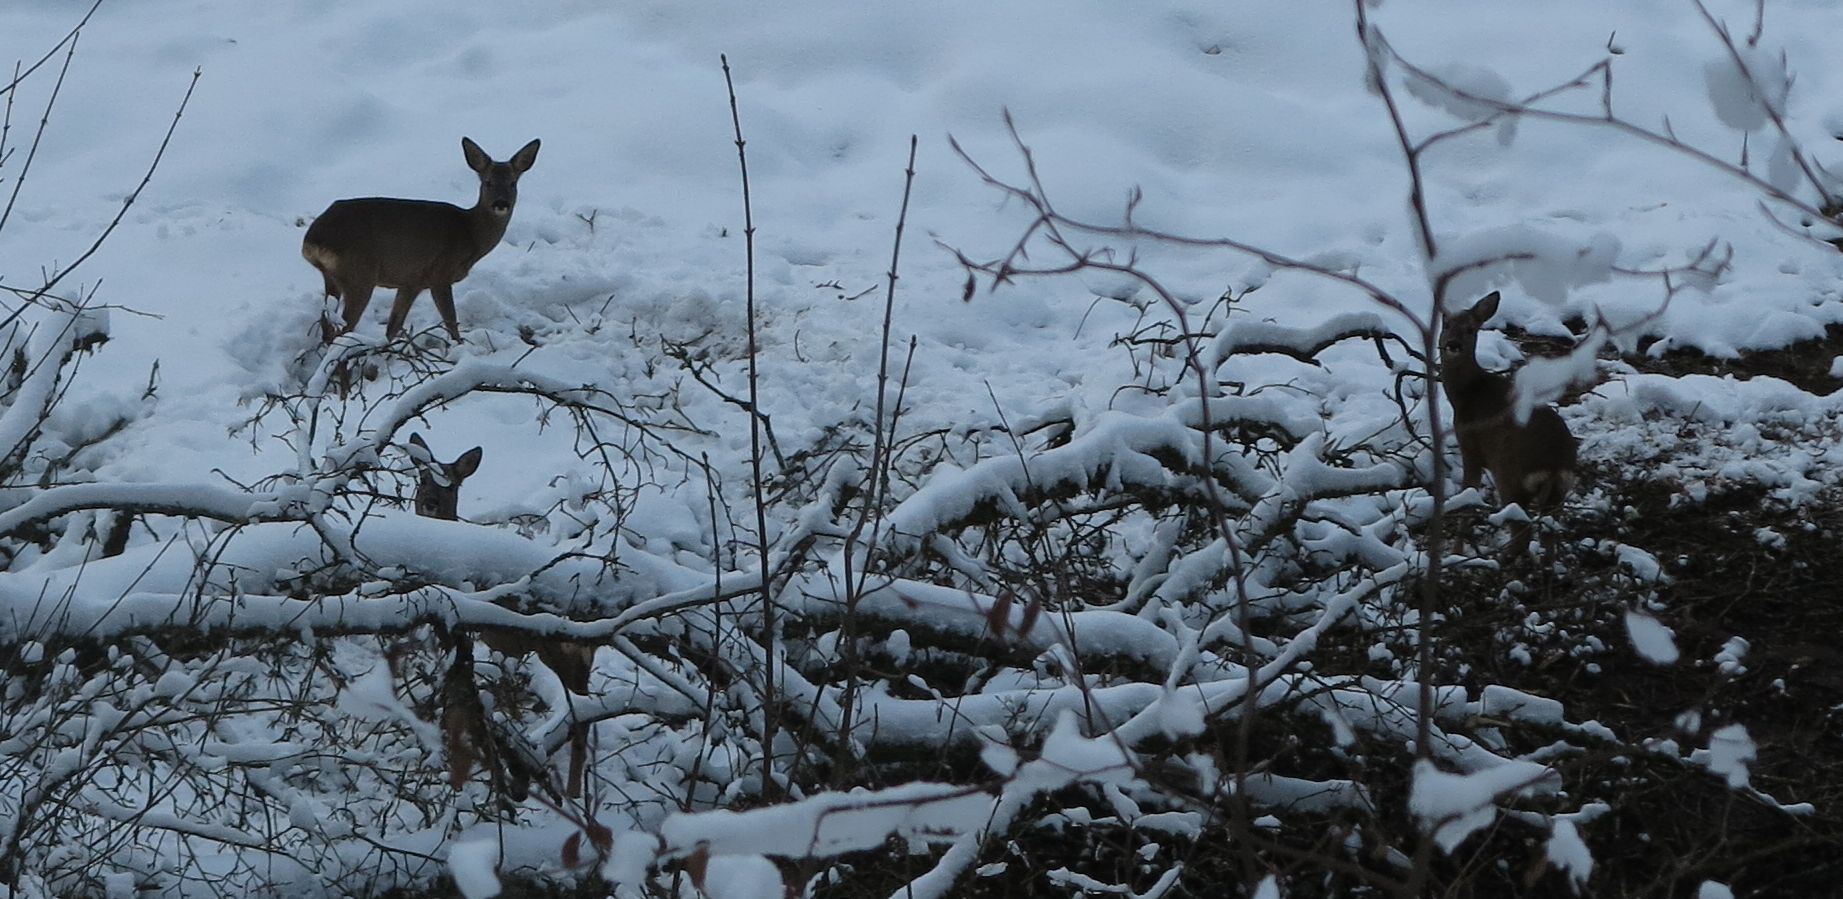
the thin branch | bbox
[1690,0,1834,210]
[948,119,1427,333]
[1379,17,1838,230]
[0,0,103,99]
[1,68,202,336]
[0,26,80,238]
[720,53,779,801]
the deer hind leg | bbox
[386,287,424,339]
[430,284,463,342]
[1521,470,1575,509]
[1516,470,1575,565]
[326,278,378,343]
[315,274,340,343]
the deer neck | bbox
[1440,352,1495,400]
[466,198,514,259]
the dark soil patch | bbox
[1418,471,1843,898]
[1537,318,1843,396]
[1636,323,1843,396]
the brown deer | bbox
[303,137,540,343]
[407,432,594,798]
[1439,291,1579,556]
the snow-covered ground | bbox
[4,0,1841,503]
[4,0,1841,895]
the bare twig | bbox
[0,26,80,238]
[835,136,919,764]
[2,68,202,333]
[720,53,778,801]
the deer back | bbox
[303,199,489,290]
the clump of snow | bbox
[1614,544,1666,583]
[603,832,661,889]
[1410,759,1557,853]
[659,783,996,858]
[447,840,501,899]
[1696,724,1756,790]
[151,670,196,699]
[1712,636,1749,677]
[885,628,912,665]
[1434,228,1621,306]
[1513,330,1606,416]
[1703,41,1790,132]
[1477,685,1564,726]
[1401,61,1517,144]
[1624,612,1680,665]
[699,856,785,899]
[979,728,1020,777]
[1150,688,1207,741]
[1751,527,1785,550]
[1546,818,1593,892]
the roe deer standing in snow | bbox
[1439,291,1579,556]
[303,137,540,343]
[407,432,594,798]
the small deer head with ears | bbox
[406,432,482,520]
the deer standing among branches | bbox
[407,433,594,798]
[303,137,540,343]
[1439,291,1579,556]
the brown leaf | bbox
[562,832,583,869]
[586,820,615,856]
[684,844,710,892]
[1521,853,1551,889]
[986,590,1013,641]
[1017,594,1042,639]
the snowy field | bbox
[3,0,1842,896]
[4,0,1842,494]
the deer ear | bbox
[511,139,541,173]
[461,137,490,173]
[452,446,484,479]
[1475,291,1502,319]
[407,432,433,462]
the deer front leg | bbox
[430,283,463,342]
[566,726,587,799]
[542,643,595,798]
[1456,435,1487,493]
[386,287,424,339]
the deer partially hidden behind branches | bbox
[407,433,594,798]
[303,137,539,343]
[1439,291,1579,557]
